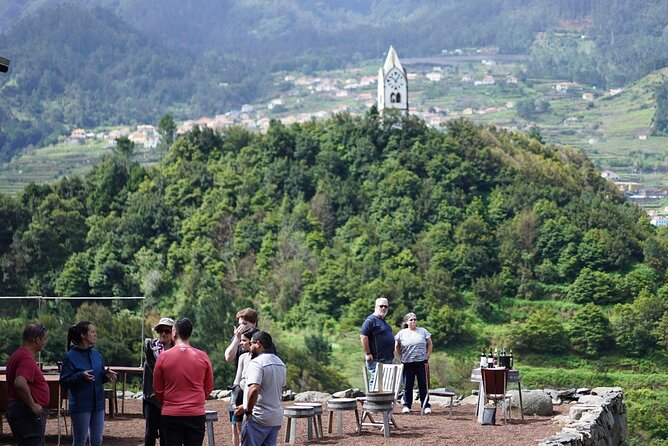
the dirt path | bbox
[0,398,568,446]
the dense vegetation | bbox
[1,114,668,441]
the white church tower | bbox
[377,45,408,114]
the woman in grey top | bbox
[395,312,433,413]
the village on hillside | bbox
[52,51,668,223]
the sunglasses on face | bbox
[378,305,388,308]
[158,329,172,335]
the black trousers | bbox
[144,400,166,446]
[402,360,430,408]
[7,400,47,446]
[160,415,205,446]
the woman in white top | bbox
[394,312,433,413]
[230,327,258,446]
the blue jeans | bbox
[241,418,280,446]
[70,409,105,446]
[365,358,394,390]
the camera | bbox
[0,56,10,73]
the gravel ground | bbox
[0,398,569,446]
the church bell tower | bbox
[377,46,408,114]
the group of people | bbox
[5,308,286,446]
[6,298,427,446]
[6,321,118,446]
[361,297,433,414]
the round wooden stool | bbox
[295,402,324,439]
[326,398,360,436]
[283,405,316,444]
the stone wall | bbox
[538,389,627,446]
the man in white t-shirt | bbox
[235,331,286,446]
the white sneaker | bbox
[424,407,432,414]
[402,406,410,413]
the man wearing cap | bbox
[142,317,175,446]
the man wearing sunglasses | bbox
[142,317,175,446]
[6,323,50,446]
[360,298,395,388]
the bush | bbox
[568,268,616,305]
[567,303,613,356]
[507,310,568,353]
[425,305,473,346]
[610,304,656,356]
[304,333,332,365]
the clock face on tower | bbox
[385,69,405,91]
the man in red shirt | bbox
[153,317,214,446]
[6,323,50,446]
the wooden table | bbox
[470,367,524,421]
[108,366,143,414]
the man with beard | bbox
[234,331,286,446]
[142,317,175,446]
[360,297,395,388]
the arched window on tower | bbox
[396,93,401,103]
[390,92,396,103]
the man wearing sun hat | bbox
[142,317,175,446]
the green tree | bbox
[158,113,177,151]
[567,268,617,305]
[507,310,568,353]
[611,304,656,356]
[568,303,613,356]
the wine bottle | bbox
[493,347,499,367]
[509,349,514,369]
[500,347,507,368]
[487,348,494,368]
[480,348,486,368]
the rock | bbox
[557,388,576,398]
[294,391,331,402]
[460,395,479,406]
[578,395,605,405]
[430,395,459,407]
[543,388,559,400]
[569,404,601,420]
[590,386,622,395]
[507,390,553,416]
[332,389,359,398]
[551,414,571,426]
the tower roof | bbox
[383,45,404,73]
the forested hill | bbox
[2,114,666,362]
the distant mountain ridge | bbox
[2,0,668,163]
